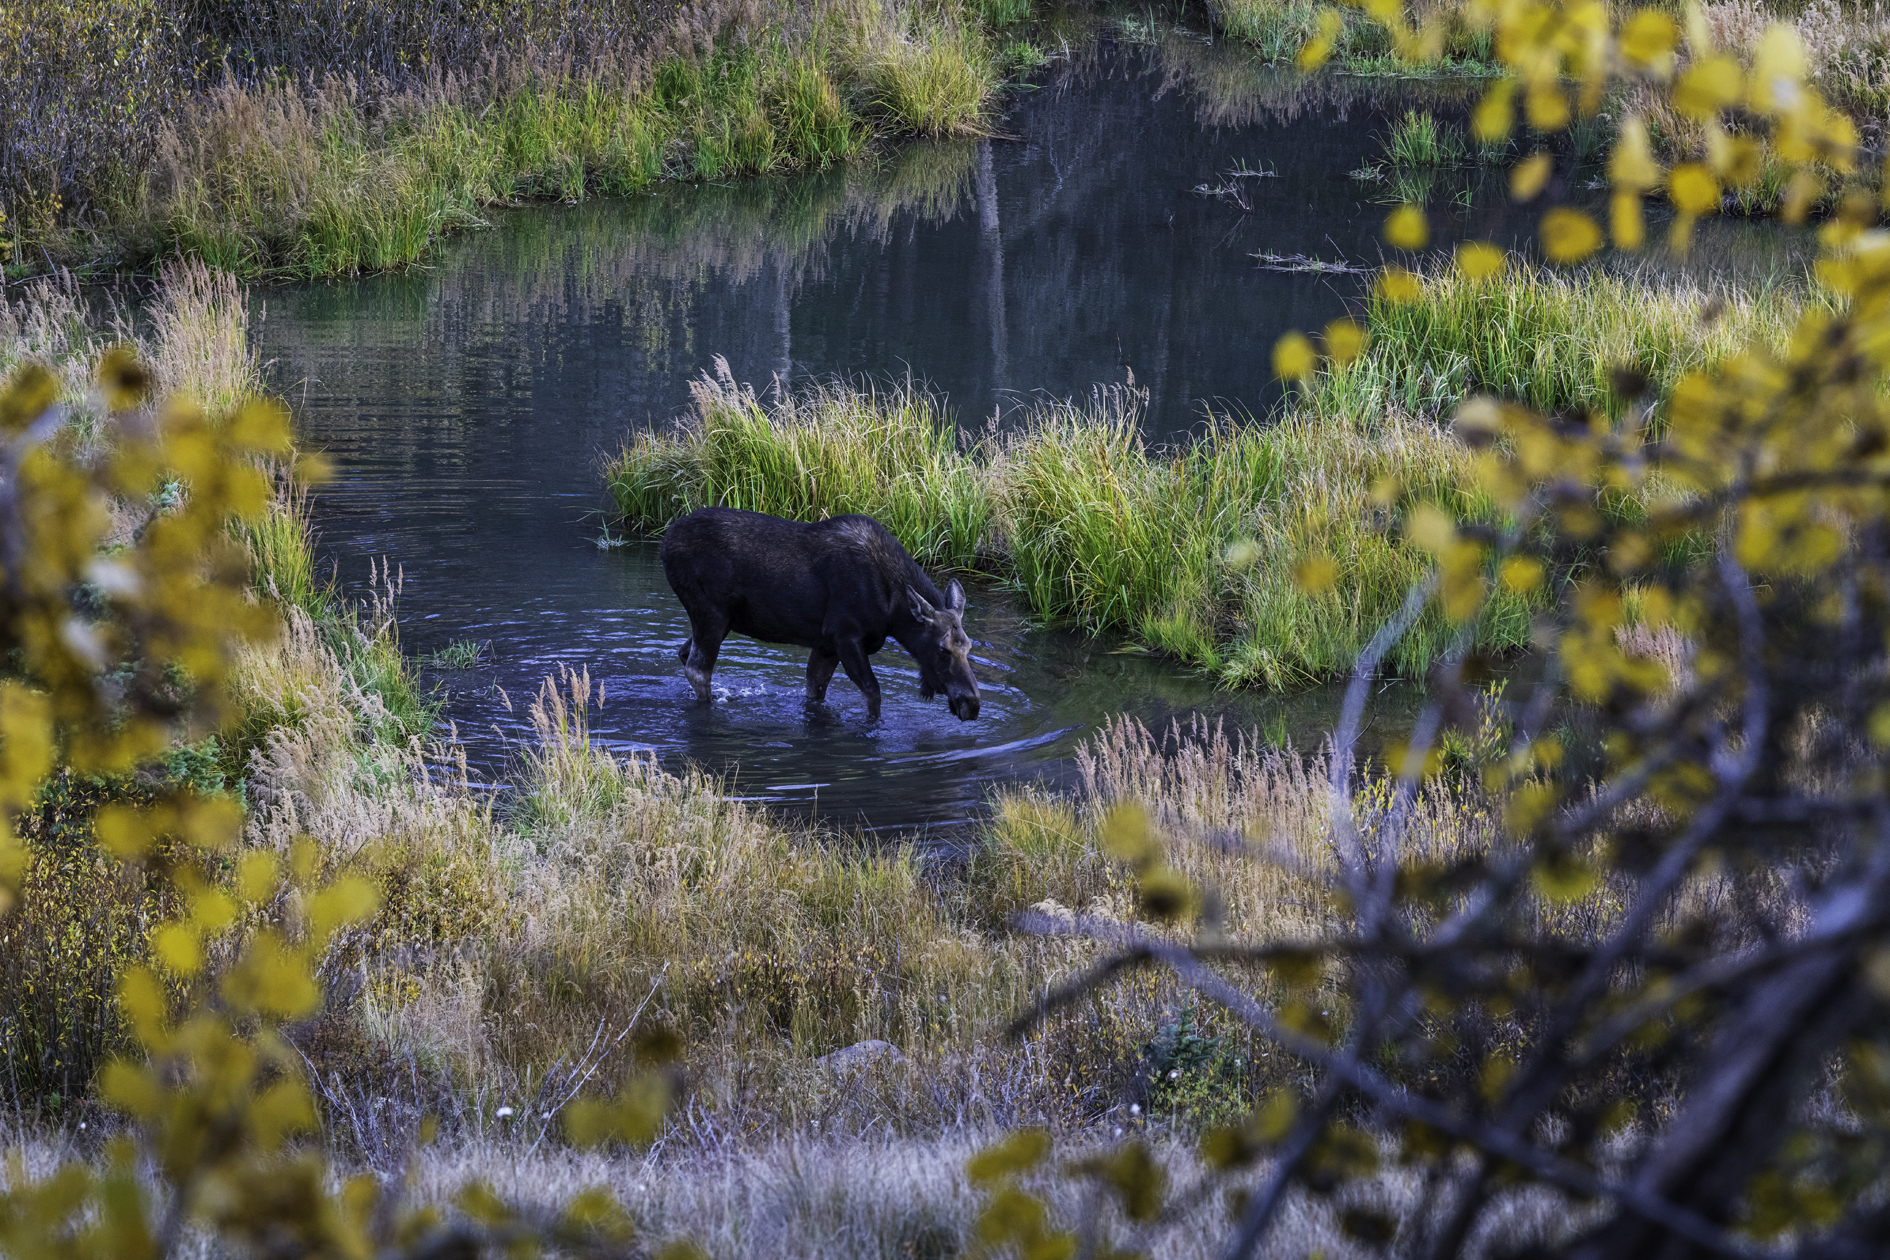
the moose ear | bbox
[945,579,966,614]
[907,585,937,620]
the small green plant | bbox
[423,638,488,670]
[1382,108,1465,168]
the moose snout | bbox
[950,691,980,721]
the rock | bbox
[816,1039,903,1070]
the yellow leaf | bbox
[1272,332,1318,382]
[118,967,170,1045]
[1711,133,1763,187]
[95,805,153,860]
[96,345,153,413]
[192,888,239,935]
[1510,151,1552,201]
[1540,207,1603,264]
[1323,318,1368,365]
[1294,555,1338,593]
[1376,267,1423,303]
[1618,9,1678,71]
[1137,866,1199,923]
[1224,538,1260,569]
[248,1080,316,1149]
[227,931,320,1019]
[1499,556,1544,594]
[1668,163,1721,216]
[1455,241,1506,281]
[1405,504,1457,555]
[1383,203,1429,251]
[182,794,243,850]
[1672,54,1742,120]
[153,923,202,976]
[226,399,293,455]
[1531,852,1600,902]
[1472,80,1515,143]
[1100,804,1159,869]
[1748,22,1807,115]
[100,1061,163,1118]
[1607,116,1660,189]
[308,876,381,941]
[1526,82,1569,132]
[1611,189,1646,251]
[1782,167,1824,224]
[237,850,279,904]
[1297,9,1345,70]
[968,1129,1053,1185]
[1255,1090,1298,1141]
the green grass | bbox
[423,639,489,670]
[34,0,1018,280]
[606,263,1821,689]
[1203,0,1494,72]
[1310,261,1818,424]
[606,373,1531,688]
[610,366,997,569]
[1382,109,1465,168]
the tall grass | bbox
[1311,260,1817,423]
[1202,0,1495,69]
[607,369,1529,687]
[614,359,996,567]
[1382,108,1465,168]
[8,0,1017,278]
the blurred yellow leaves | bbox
[1510,151,1552,201]
[1617,9,1677,72]
[1377,266,1423,303]
[1539,207,1602,264]
[1384,203,1429,250]
[1295,554,1339,593]
[1297,7,1347,70]
[1673,54,1743,119]
[1274,320,1370,384]
[1455,241,1506,281]
[1272,331,1318,381]
[1324,317,1368,365]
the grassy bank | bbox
[1309,260,1818,424]
[3,0,1036,279]
[0,261,1542,1131]
[610,366,1521,687]
[607,265,1799,687]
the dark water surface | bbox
[249,40,1570,835]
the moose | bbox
[660,506,981,722]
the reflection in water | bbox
[255,37,1797,838]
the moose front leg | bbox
[834,637,882,720]
[806,647,840,702]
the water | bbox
[251,36,1791,836]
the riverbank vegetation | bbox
[9,0,1890,1254]
[1,0,1036,280]
[606,259,1808,687]
[0,260,1563,1256]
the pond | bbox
[251,32,1795,838]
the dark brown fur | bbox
[659,507,980,721]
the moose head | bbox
[906,580,980,721]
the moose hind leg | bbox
[806,647,840,702]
